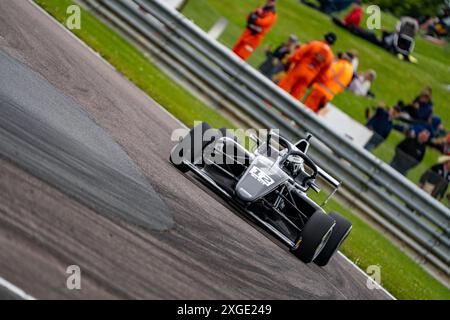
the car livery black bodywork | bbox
[169,122,352,266]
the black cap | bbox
[324,32,337,45]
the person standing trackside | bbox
[232,0,278,61]
[278,33,336,100]
[304,52,354,112]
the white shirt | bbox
[348,75,371,96]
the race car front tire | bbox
[291,211,335,263]
[313,212,352,267]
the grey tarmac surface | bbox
[0,0,391,299]
[0,49,173,232]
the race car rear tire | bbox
[170,122,213,172]
[291,211,335,263]
[313,212,352,267]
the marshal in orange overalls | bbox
[278,40,334,100]
[232,6,277,61]
[304,58,354,112]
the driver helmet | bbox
[285,155,305,176]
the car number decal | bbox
[250,167,275,187]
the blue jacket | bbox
[410,115,442,138]
[413,97,433,121]
[366,108,401,139]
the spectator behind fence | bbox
[423,7,450,39]
[278,32,336,100]
[430,132,450,155]
[364,104,401,151]
[342,0,363,28]
[301,0,357,15]
[409,115,443,139]
[333,15,419,62]
[390,129,430,176]
[304,51,354,112]
[419,155,450,200]
[259,34,298,80]
[232,0,277,61]
[400,86,433,123]
[348,69,377,97]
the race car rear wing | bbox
[317,166,341,189]
[316,166,341,207]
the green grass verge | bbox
[182,0,450,189]
[35,0,450,299]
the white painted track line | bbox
[0,277,36,300]
[338,252,396,300]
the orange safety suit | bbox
[278,41,334,100]
[232,7,277,61]
[304,58,354,112]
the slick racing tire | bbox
[292,211,335,263]
[314,212,352,267]
[170,122,213,172]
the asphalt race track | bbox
[0,50,173,232]
[0,0,391,299]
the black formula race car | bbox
[169,122,352,266]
